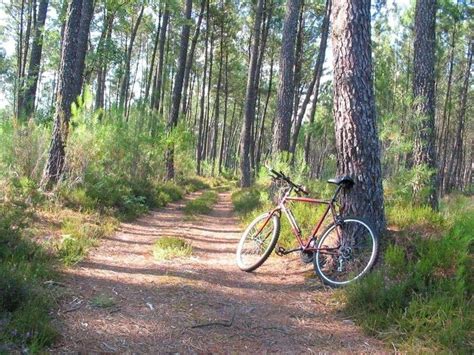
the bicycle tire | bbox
[313,217,378,287]
[236,212,280,272]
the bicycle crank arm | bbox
[275,245,302,256]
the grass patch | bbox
[231,188,261,216]
[0,198,58,351]
[153,237,193,260]
[184,191,218,215]
[91,294,116,308]
[342,200,473,352]
[55,215,116,266]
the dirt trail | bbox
[51,191,385,353]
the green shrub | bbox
[343,207,473,352]
[0,270,28,312]
[179,176,210,192]
[60,187,98,210]
[56,217,114,265]
[153,237,192,260]
[184,191,218,215]
[231,189,261,216]
[0,199,57,351]
[387,203,447,232]
[91,294,116,308]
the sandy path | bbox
[51,191,385,353]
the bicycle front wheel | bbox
[313,218,378,287]
[236,212,280,272]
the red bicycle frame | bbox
[257,184,344,254]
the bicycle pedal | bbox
[275,245,286,256]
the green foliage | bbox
[153,237,193,260]
[56,216,114,266]
[0,198,57,350]
[231,188,261,216]
[178,176,210,192]
[91,294,116,308]
[384,166,437,206]
[387,203,447,231]
[343,204,473,352]
[184,191,218,215]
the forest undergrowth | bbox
[231,172,473,353]
[0,116,223,350]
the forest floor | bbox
[49,191,386,353]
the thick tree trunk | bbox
[412,0,438,209]
[331,0,386,236]
[239,0,264,187]
[42,0,94,188]
[272,0,301,154]
[165,0,193,180]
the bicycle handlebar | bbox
[269,168,309,195]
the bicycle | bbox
[236,169,379,287]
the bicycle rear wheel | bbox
[236,212,280,272]
[313,217,378,287]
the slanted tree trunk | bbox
[295,0,331,161]
[165,0,193,180]
[19,0,49,119]
[145,10,162,103]
[331,0,386,236]
[412,0,438,209]
[437,27,456,195]
[119,5,144,114]
[181,0,206,116]
[95,9,115,117]
[41,0,94,188]
[211,21,224,176]
[151,8,170,113]
[255,56,274,169]
[196,4,210,175]
[446,40,472,192]
[239,0,265,187]
[218,51,229,174]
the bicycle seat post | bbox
[330,185,343,203]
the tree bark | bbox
[41,0,94,187]
[95,9,115,116]
[296,0,331,161]
[196,4,210,175]
[272,0,301,154]
[412,0,438,209]
[19,0,49,119]
[119,5,144,114]
[446,40,472,192]
[239,0,264,187]
[151,9,170,113]
[331,0,386,236]
[181,0,206,116]
[165,0,193,180]
[145,10,162,103]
